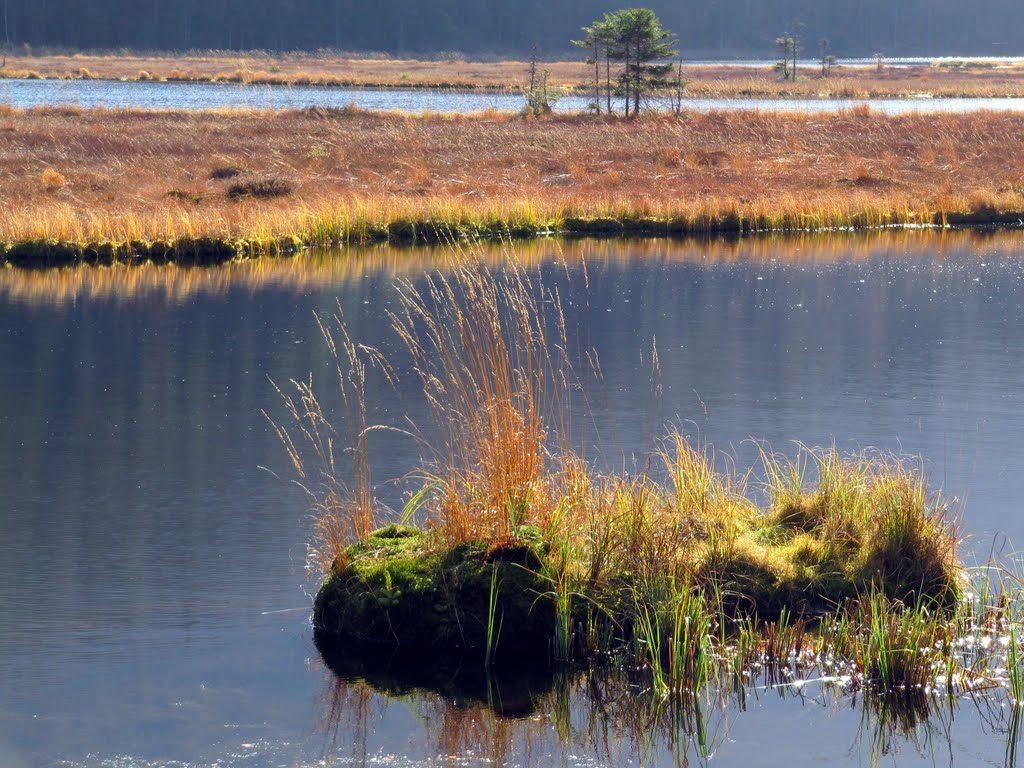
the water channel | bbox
[3,77,1024,114]
[3,231,1024,766]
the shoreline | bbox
[2,52,1024,99]
[4,215,1024,269]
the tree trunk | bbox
[623,47,631,117]
[605,55,611,115]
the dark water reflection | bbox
[311,661,1022,768]
[2,230,1024,766]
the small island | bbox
[283,257,971,698]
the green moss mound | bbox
[313,512,961,665]
[313,525,556,657]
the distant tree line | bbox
[1,0,1022,57]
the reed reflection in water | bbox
[2,228,1022,309]
[311,655,1024,767]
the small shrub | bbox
[165,189,206,204]
[209,164,244,180]
[308,144,331,160]
[227,177,293,199]
[40,168,67,191]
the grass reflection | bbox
[2,228,1023,308]
[313,645,1024,767]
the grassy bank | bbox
[2,50,1024,98]
[3,106,1024,266]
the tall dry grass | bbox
[267,303,397,571]
[388,258,572,545]
[279,248,962,617]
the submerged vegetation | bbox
[263,249,1024,717]
[4,105,1024,265]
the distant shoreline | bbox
[2,51,1024,100]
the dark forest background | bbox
[1,0,1021,58]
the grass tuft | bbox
[226,177,293,199]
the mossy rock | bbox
[313,525,556,661]
[562,216,624,235]
[4,239,83,267]
[169,237,240,265]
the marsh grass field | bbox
[4,105,1024,264]
[3,50,1024,99]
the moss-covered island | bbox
[281,258,978,696]
[311,450,962,667]
[314,525,555,658]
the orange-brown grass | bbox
[0,50,578,90]
[3,51,1024,98]
[3,106,1024,257]
[267,302,397,571]
[683,63,1024,100]
[388,260,564,545]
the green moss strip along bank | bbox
[3,210,1024,268]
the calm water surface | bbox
[2,77,1024,114]
[2,231,1024,767]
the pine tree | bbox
[586,8,678,117]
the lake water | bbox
[3,231,1024,767]
[2,77,1024,114]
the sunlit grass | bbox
[3,106,1024,264]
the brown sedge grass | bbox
[3,107,1024,263]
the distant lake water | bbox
[2,77,1024,113]
[3,231,1024,766]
